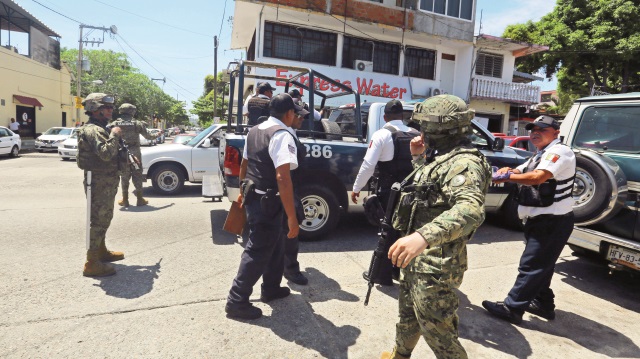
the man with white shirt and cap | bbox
[483,115,576,324]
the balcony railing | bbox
[471,78,540,104]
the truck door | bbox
[191,127,222,181]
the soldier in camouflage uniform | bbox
[110,103,157,207]
[77,93,125,277]
[380,95,491,359]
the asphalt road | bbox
[1,149,639,358]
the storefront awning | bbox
[13,95,43,107]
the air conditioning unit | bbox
[355,60,374,72]
[431,88,442,96]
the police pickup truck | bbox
[560,92,640,273]
[218,61,530,240]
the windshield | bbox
[185,125,217,146]
[45,128,72,135]
[69,132,78,139]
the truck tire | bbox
[298,184,340,240]
[573,154,614,224]
[151,164,185,195]
[321,119,342,141]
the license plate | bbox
[607,245,640,270]
[45,144,52,147]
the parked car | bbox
[171,134,195,144]
[149,129,164,143]
[57,132,78,160]
[507,136,535,152]
[559,92,640,272]
[139,133,156,146]
[35,127,76,152]
[0,126,21,157]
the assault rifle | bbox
[363,147,436,306]
[119,139,141,171]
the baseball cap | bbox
[258,82,276,94]
[294,103,310,117]
[525,115,560,130]
[384,99,403,114]
[269,93,296,115]
[288,89,303,98]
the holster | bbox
[260,188,282,218]
[241,179,256,205]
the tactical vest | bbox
[291,135,307,186]
[245,125,290,191]
[247,97,270,126]
[76,120,120,172]
[377,125,419,191]
[516,143,574,207]
[111,116,140,146]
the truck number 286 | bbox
[304,144,332,158]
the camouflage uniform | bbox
[387,95,491,359]
[77,93,125,277]
[110,103,156,206]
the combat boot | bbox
[118,192,130,207]
[83,250,116,277]
[380,349,411,359]
[134,190,148,206]
[98,240,124,262]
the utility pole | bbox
[76,24,117,124]
[213,36,218,120]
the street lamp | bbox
[151,77,166,129]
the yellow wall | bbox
[0,46,80,135]
[469,99,510,133]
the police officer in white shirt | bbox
[226,94,300,320]
[483,115,576,324]
[352,99,418,285]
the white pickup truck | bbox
[141,124,225,195]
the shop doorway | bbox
[16,106,36,138]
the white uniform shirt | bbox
[516,138,576,218]
[9,121,19,131]
[352,120,417,193]
[243,116,298,171]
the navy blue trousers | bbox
[505,212,574,310]
[227,198,285,306]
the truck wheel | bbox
[321,119,342,141]
[573,155,613,224]
[151,164,185,195]
[298,184,340,240]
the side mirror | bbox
[202,138,212,148]
[492,137,505,151]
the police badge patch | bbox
[451,174,466,187]
[288,144,296,154]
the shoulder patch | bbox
[545,153,560,163]
[450,174,466,187]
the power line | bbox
[92,0,213,38]
[218,0,228,39]
[30,0,83,24]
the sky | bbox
[5,0,558,112]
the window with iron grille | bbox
[342,36,400,75]
[403,47,436,79]
[475,53,503,78]
[263,22,337,66]
[419,0,473,20]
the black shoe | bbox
[526,299,556,320]
[225,303,262,320]
[285,272,309,285]
[362,271,393,286]
[260,287,291,303]
[482,300,523,324]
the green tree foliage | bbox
[503,0,640,95]
[61,48,183,126]
[191,72,229,126]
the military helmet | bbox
[119,103,137,115]
[411,95,475,135]
[82,93,115,112]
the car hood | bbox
[142,143,192,159]
[61,138,78,146]
[38,135,69,141]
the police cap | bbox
[269,93,296,116]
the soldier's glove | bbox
[492,166,512,181]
